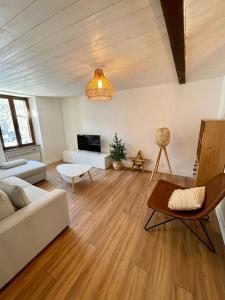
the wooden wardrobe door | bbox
[196,119,225,186]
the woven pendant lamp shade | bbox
[86,69,114,101]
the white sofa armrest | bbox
[0,189,70,289]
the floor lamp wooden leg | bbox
[72,177,75,192]
[150,147,162,182]
[88,171,93,182]
[155,151,161,173]
[163,146,173,175]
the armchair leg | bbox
[144,210,176,230]
[199,220,215,252]
[144,210,155,230]
[180,219,215,253]
[201,214,209,221]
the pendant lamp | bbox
[86,69,114,101]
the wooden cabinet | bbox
[195,119,225,186]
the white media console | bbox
[63,150,112,169]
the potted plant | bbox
[109,133,126,170]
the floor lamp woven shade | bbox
[86,69,114,101]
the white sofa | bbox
[0,177,70,289]
[0,160,47,184]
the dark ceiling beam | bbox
[160,0,185,84]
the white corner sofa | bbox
[0,160,47,184]
[0,176,70,289]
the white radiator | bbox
[5,145,42,162]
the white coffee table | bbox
[56,163,92,192]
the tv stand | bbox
[63,150,112,169]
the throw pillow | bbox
[168,186,206,211]
[0,179,30,209]
[0,189,16,220]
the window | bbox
[0,95,35,149]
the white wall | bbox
[29,96,44,160]
[61,97,81,151]
[62,77,223,176]
[35,97,66,164]
[218,76,225,118]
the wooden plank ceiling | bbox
[186,0,225,81]
[0,0,224,97]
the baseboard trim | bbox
[122,161,193,177]
[44,157,63,165]
[216,206,225,244]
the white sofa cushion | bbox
[0,189,15,220]
[0,159,27,169]
[1,176,49,202]
[24,185,48,202]
[0,176,48,203]
[0,176,31,188]
[0,178,30,209]
[168,186,206,211]
[0,160,47,181]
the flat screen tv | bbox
[77,134,101,153]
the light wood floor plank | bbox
[0,164,225,300]
[171,283,196,300]
[119,265,148,300]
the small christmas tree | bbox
[109,133,126,162]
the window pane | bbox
[0,98,18,147]
[14,99,33,145]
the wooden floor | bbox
[1,164,225,300]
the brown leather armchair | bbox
[145,173,225,252]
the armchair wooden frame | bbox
[144,173,225,253]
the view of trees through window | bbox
[0,96,35,149]
[14,100,33,145]
[0,98,18,148]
